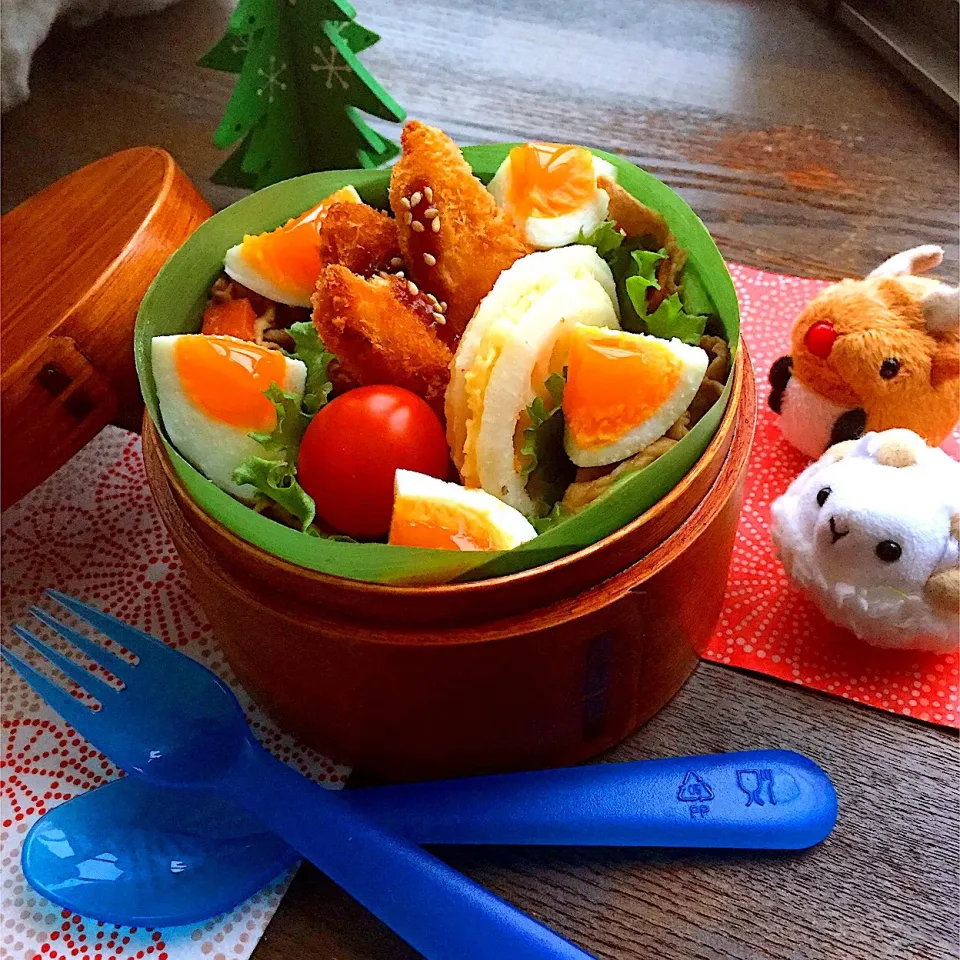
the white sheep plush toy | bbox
[772,429,959,652]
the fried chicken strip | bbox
[389,120,532,343]
[317,202,402,278]
[312,264,453,412]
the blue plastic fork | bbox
[2,591,594,960]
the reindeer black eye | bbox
[875,540,902,563]
[880,358,900,379]
[816,487,831,507]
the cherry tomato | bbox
[297,385,449,538]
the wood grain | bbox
[2,0,957,282]
[2,0,957,957]
[0,148,211,508]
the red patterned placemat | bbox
[706,264,959,729]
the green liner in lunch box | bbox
[135,144,740,585]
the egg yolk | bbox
[389,498,503,551]
[237,185,359,296]
[506,143,597,219]
[564,329,682,448]
[175,336,286,432]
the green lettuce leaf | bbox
[520,372,575,518]
[612,246,706,344]
[623,249,667,330]
[235,384,315,530]
[531,501,569,535]
[644,292,707,345]
[573,220,626,260]
[247,383,309,454]
[287,321,335,415]
[233,457,316,531]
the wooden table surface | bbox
[3,1,958,957]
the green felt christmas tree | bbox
[199,0,405,189]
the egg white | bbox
[151,335,307,499]
[391,469,537,550]
[488,152,618,250]
[222,184,362,308]
[446,245,620,473]
[563,332,709,468]
[223,247,313,308]
[473,276,618,514]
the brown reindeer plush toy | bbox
[769,246,959,459]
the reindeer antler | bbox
[868,245,944,278]
[922,285,960,333]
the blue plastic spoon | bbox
[23,749,837,926]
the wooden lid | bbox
[1,148,212,510]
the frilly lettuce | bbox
[232,327,337,532]
[520,372,575,519]
[575,221,707,345]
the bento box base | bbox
[142,338,753,780]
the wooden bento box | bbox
[135,144,756,780]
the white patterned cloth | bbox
[1,426,350,960]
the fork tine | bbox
[12,625,117,702]
[0,644,97,727]
[46,590,173,661]
[29,605,133,679]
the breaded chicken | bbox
[312,264,453,412]
[317,202,403,278]
[389,121,532,343]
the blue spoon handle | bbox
[348,750,837,849]
[225,739,594,960]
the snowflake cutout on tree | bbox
[312,43,351,90]
[257,55,288,103]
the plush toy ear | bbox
[925,567,960,619]
[921,285,960,334]
[868,245,943,278]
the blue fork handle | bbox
[225,739,594,960]
[348,750,837,849]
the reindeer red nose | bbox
[805,320,838,358]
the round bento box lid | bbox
[0,147,212,510]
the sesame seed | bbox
[411,220,425,233]
[432,311,446,324]
[426,293,439,305]
[403,212,412,225]
[431,217,441,233]
[399,197,411,210]
[439,301,448,311]
[390,257,403,267]
[407,280,419,295]
[395,270,405,278]
[423,253,437,266]
[424,186,433,202]
[423,207,438,220]
[410,191,422,207]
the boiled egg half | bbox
[152,334,306,498]
[389,469,537,551]
[487,143,617,249]
[446,246,620,515]
[223,185,361,307]
[563,326,708,467]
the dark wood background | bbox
[3,1,958,957]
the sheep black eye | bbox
[816,487,831,507]
[875,540,902,563]
[880,358,900,379]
